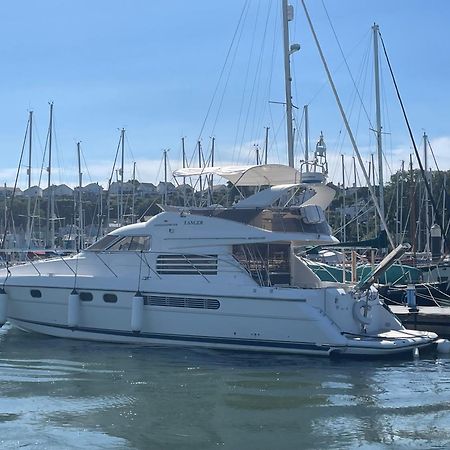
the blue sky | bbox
[0,0,449,189]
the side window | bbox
[80,292,93,302]
[108,236,151,252]
[107,237,128,251]
[103,293,118,303]
[85,235,121,252]
[129,236,151,251]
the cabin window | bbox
[144,295,220,310]
[103,293,118,303]
[80,292,93,302]
[233,243,290,287]
[156,254,218,275]
[85,235,122,252]
[86,235,151,252]
[107,236,151,252]
[30,289,42,298]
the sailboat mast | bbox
[400,160,404,243]
[353,156,359,240]
[371,153,377,233]
[443,172,447,255]
[77,142,83,250]
[301,0,394,248]
[264,126,269,165]
[47,104,53,192]
[304,105,309,170]
[373,24,385,235]
[120,128,125,226]
[423,132,430,253]
[26,110,33,248]
[181,137,186,169]
[409,154,416,254]
[3,183,6,240]
[209,137,215,206]
[341,154,346,242]
[282,0,295,168]
[131,161,136,224]
[395,164,400,245]
[46,102,54,248]
[181,137,187,206]
[198,140,203,202]
[28,111,32,190]
[163,149,168,206]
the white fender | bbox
[352,299,372,326]
[67,291,80,328]
[131,293,144,332]
[437,339,450,354]
[0,289,8,325]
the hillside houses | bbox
[0,186,22,197]
[157,181,175,195]
[43,184,73,198]
[14,181,163,199]
[108,181,135,195]
[136,182,157,197]
[22,186,42,198]
[73,182,104,198]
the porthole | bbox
[80,292,93,302]
[30,289,42,298]
[103,293,117,303]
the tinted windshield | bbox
[85,235,122,252]
[107,236,151,251]
[86,235,151,252]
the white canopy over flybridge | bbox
[173,164,301,186]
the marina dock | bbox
[390,305,450,339]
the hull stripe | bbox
[9,316,331,352]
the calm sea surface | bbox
[0,324,449,449]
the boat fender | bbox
[67,290,80,328]
[131,293,144,333]
[0,288,8,325]
[437,338,450,354]
[352,299,372,326]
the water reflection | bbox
[0,326,449,449]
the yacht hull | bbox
[8,289,437,357]
[9,319,436,357]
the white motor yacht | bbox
[0,165,437,357]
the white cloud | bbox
[427,136,450,170]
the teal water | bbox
[0,324,449,449]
